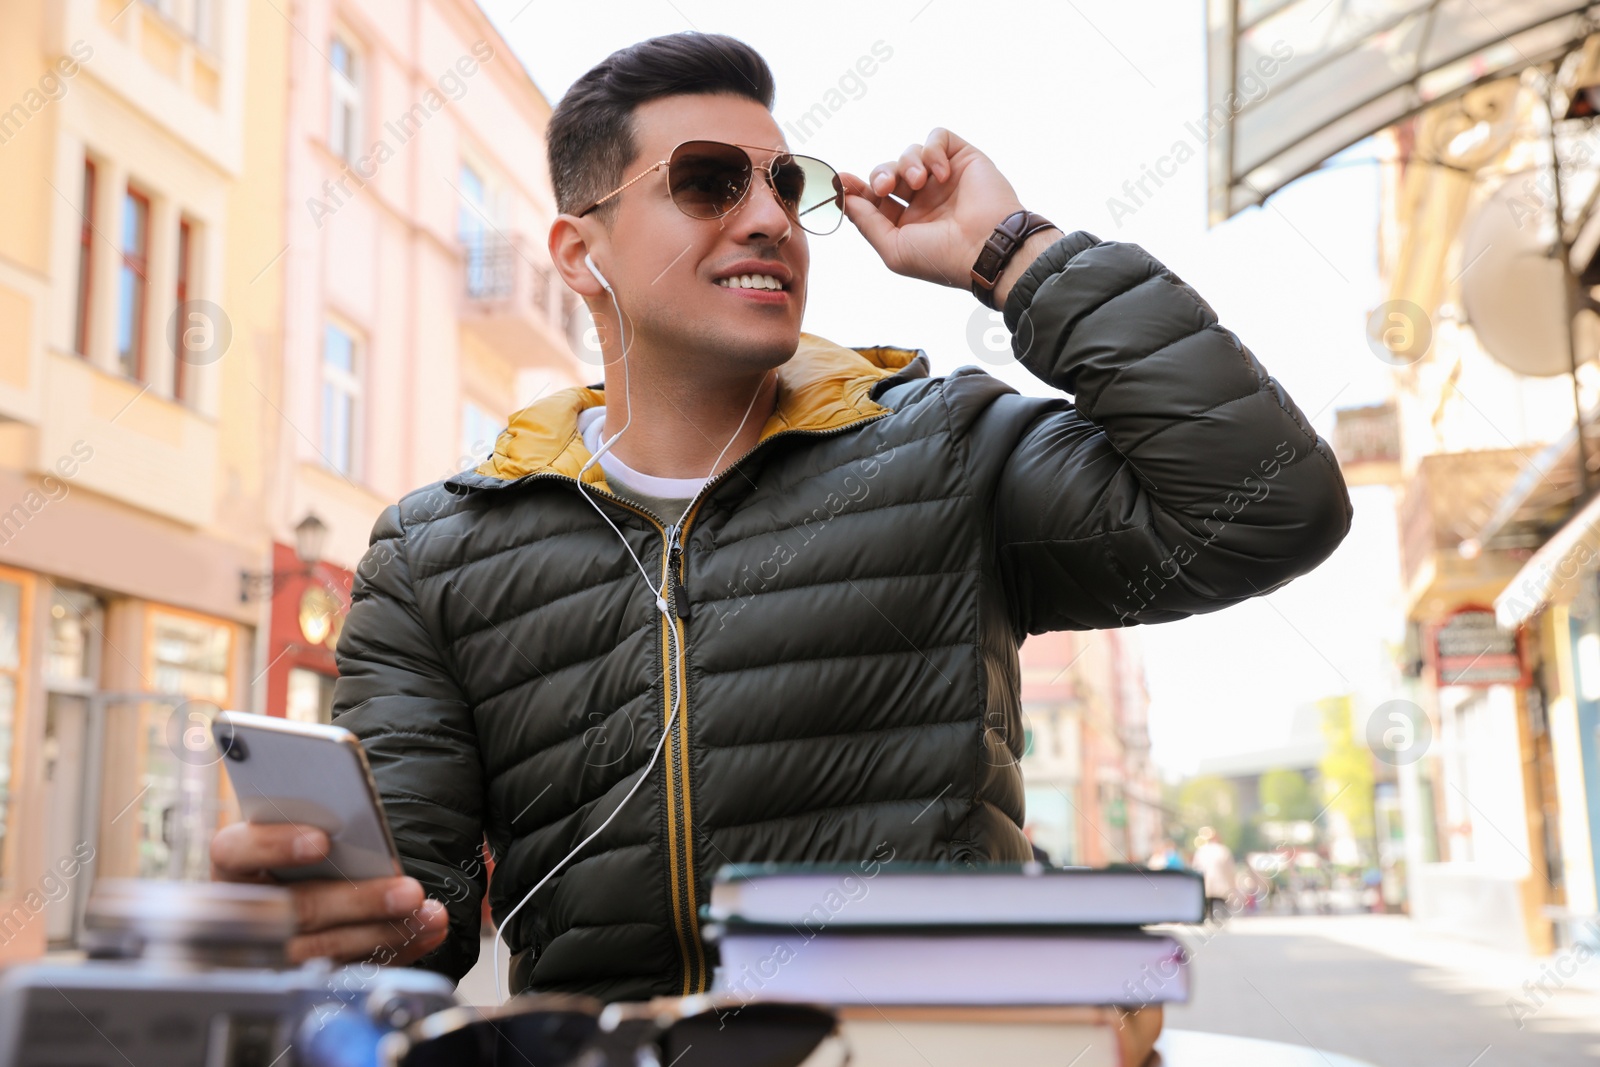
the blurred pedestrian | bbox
[1147,838,1182,870]
[1191,826,1238,923]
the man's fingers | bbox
[844,172,899,216]
[210,821,328,879]
[897,143,928,188]
[923,128,954,182]
[839,177,901,263]
[868,129,970,196]
[287,899,449,966]
[869,161,905,198]
[291,875,426,933]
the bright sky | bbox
[484,0,1406,777]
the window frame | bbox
[173,217,193,403]
[0,566,36,893]
[459,398,502,469]
[320,320,363,478]
[116,185,151,383]
[328,34,363,167]
[74,158,97,359]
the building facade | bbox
[0,0,586,959]
[1017,629,1162,867]
[263,0,589,727]
[1370,73,1600,955]
[0,0,289,957]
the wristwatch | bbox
[970,209,1058,309]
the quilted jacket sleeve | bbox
[987,230,1353,633]
[331,503,486,983]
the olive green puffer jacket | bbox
[331,230,1353,1001]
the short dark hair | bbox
[547,32,776,223]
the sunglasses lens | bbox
[669,141,753,220]
[659,1003,839,1067]
[400,1009,599,1067]
[774,154,845,236]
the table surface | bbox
[1151,1029,1380,1066]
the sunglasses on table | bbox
[386,991,848,1067]
[576,139,847,236]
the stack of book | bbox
[703,862,1202,1067]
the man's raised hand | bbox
[839,127,1028,289]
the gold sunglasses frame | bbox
[574,139,844,233]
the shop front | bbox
[1496,490,1600,949]
[261,541,350,725]
[0,471,257,960]
[1395,451,1560,955]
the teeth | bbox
[719,274,783,290]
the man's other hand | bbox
[840,127,1030,290]
[210,821,449,966]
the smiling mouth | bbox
[715,273,790,292]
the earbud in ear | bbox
[584,253,612,292]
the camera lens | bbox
[221,731,248,761]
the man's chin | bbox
[697,322,803,371]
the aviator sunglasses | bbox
[577,139,847,236]
[386,991,847,1067]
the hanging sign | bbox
[1433,606,1524,687]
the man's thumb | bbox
[843,193,898,264]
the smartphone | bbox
[213,710,403,883]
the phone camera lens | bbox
[221,732,248,762]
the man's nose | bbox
[724,165,794,243]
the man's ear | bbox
[549,215,609,298]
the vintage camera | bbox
[0,878,457,1067]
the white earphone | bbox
[584,251,612,293]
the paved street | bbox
[1164,914,1600,1067]
[460,915,1600,1065]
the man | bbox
[213,31,1352,1001]
[1191,826,1239,923]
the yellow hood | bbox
[472,333,920,487]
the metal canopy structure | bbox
[1207,0,1598,225]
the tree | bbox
[1318,695,1376,865]
[1176,775,1242,855]
[1259,768,1318,822]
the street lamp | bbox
[240,512,329,603]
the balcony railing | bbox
[460,232,590,366]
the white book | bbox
[707,863,1205,928]
[707,926,1190,1006]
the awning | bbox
[1207,0,1596,225]
[1496,487,1600,628]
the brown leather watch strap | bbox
[970,210,1057,309]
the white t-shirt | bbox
[577,406,703,525]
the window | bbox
[329,36,362,166]
[189,0,213,50]
[42,586,100,943]
[74,159,96,358]
[460,400,501,467]
[144,611,231,881]
[47,588,103,685]
[321,322,361,476]
[286,668,335,725]
[116,187,150,381]
[173,218,192,403]
[140,0,213,48]
[151,612,231,703]
[0,577,22,886]
[459,163,491,296]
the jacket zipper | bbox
[500,408,892,993]
[659,412,892,992]
[661,520,703,992]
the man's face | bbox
[593,92,809,375]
